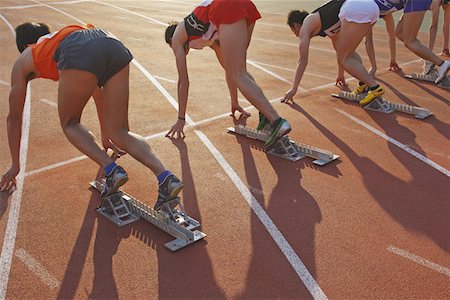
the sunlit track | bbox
[0,0,449,299]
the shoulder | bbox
[12,48,37,79]
[302,13,321,36]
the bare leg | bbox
[400,11,444,65]
[443,4,450,53]
[337,20,377,87]
[219,19,280,123]
[102,65,166,176]
[58,69,113,168]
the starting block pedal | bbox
[227,125,339,165]
[331,91,433,119]
[90,180,206,251]
[404,69,450,89]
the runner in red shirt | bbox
[164,0,291,150]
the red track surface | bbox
[0,1,449,299]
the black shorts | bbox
[54,28,133,86]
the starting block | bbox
[90,180,206,251]
[228,125,339,165]
[331,91,433,119]
[404,69,450,89]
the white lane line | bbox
[29,0,84,23]
[153,75,176,84]
[252,37,391,63]
[0,15,31,300]
[251,60,336,80]
[15,248,60,289]
[387,246,450,277]
[25,155,88,177]
[194,131,327,300]
[91,0,166,26]
[0,0,89,10]
[247,59,293,85]
[0,84,31,300]
[336,109,450,177]
[135,60,327,298]
[39,98,57,108]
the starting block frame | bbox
[228,125,339,165]
[404,69,450,90]
[90,180,206,251]
[331,92,433,119]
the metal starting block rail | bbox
[228,125,339,165]
[404,69,450,89]
[331,92,433,119]
[90,180,206,251]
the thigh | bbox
[337,20,373,56]
[401,11,425,42]
[102,65,130,131]
[246,23,255,49]
[58,69,98,125]
[219,19,249,73]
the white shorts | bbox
[339,0,379,24]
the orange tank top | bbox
[32,24,94,81]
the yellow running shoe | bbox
[359,85,384,106]
[351,83,368,95]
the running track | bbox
[0,0,449,299]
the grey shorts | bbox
[54,28,133,86]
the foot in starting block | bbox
[227,125,339,165]
[331,91,433,119]
[404,69,450,89]
[90,181,206,251]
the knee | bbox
[60,118,79,135]
[107,128,128,149]
[403,40,415,50]
[337,52,348,66]
[226,70,247,85]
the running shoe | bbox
[101,165,128,198]
[359,85,385,106]
[351,83,368,95]
[422,60,435,75]
[256,112,269,131]
[154,174,184,210]
[435,61,450,84]
[264,118,291,150]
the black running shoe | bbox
[101,166,128,198]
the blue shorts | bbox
[54,28,133,86]
[404,0,432,13]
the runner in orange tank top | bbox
[1,22,184,210]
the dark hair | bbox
[165,21,179,44]
[15,22,50,53]
[287,10,309,28]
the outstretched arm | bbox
[210,42,250,118]
[166,23,190,139]
[384,14,401,72]
[282,28,312,103]
[0,50,32,192]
